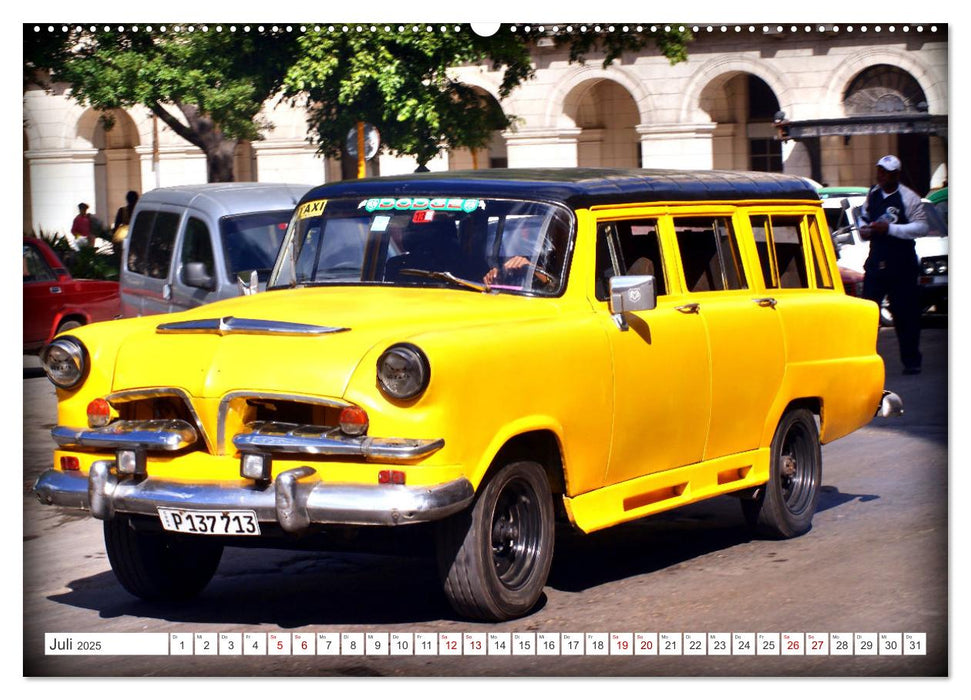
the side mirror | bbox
[184,262,216,291]
[608,275,657,330]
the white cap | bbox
[876,155,901,172]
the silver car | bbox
[120,183,312,316]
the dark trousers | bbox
[863,261,922,370]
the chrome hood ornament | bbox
[156,316,349,336]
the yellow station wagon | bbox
[34,169,902,621]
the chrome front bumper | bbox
[33,462,475,532]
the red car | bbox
[23,237,120,353]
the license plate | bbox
[157,507,261,536]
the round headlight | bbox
[40,337,88,389]
[377,344,430,400]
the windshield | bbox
[220,211,292,282]
[269,196,574,296]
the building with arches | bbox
[23,24,947,237]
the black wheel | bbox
[436,460,554,621]
[742,408,821,539]
[104,515,223,601]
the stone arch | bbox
[546,68,646,168]
[546,64,653,129]
[681,58,790,173]
[679,55,793,123]
[76,107,142,229]
[823,51,946,193]
[824,48,946,116]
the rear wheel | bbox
[742,408,821,538]
[104,515,223,601]
[436,460,554,621]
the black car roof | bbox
[300,168,820,209]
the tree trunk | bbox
[157,103,239,183]
[205,141,238,183]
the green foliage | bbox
[25,26,300,180]
[285,26,534,167]
[34,232,120,281]
[555,25,693,66]
[25,24,693,175]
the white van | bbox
[120,183,312,317]
[820,188,948,322]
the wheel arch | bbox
[478,428,567,500]
[762,395,822,447]
[48,311,89,343]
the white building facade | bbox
[23,24,948,237]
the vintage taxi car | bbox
[34,169,901,621]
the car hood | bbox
[110,286,563,399]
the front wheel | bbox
[742,408,821,539]
[104,515,223,601]
[436,460,555,621]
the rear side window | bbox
[23,245,55,282]
[751,215,810,289]
[807,216,834,289]
[673,216,747,292]
[127,210,180,279]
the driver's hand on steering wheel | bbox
[483,256,531,285]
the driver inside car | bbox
[384,216,462,281]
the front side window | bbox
[594,218,666,301]
[220,211,292,282]
[270,197,573,297]
[181,217,215,283]
[674,216,747,292]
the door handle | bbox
[49,286,62,294]
[676,303,700,314]
[755,297,778,308]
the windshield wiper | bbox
[399,268,491,293]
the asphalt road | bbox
[21,324,950,679]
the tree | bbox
[286,24,691,172]
[23,25,300,182]
[284,26,534,171]
[554,24,693,67]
